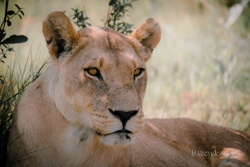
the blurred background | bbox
[1,0,250,133]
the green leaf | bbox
[8,48,14,52]
[15,4,20,10]
[18,14,22,19]
[1,35,28,44]
[7,20,12,26]
[20,11,24,16]
[109,0,118,6]
[7,10,15,16]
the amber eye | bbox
[134,68,144,77]
[85,68,99,76]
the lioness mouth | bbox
[96,129,132,136]
[96,129,133,145]
[114,129,132,134]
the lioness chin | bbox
[8,11,250,167]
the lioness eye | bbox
[85,68,99,76]
[134,68,144,77]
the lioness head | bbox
[43,12,161,146]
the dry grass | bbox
[0,51,49,165]
[140,0,250,134]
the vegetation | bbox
[142,0,250,134]
[0,55,49,166]
[67,7,91,28]
[0,0,29,165]
[105,0,137,34]
[0,0,28,70]
[66,0,136,35]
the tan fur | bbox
[8,11,250,167]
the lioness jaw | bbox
[8,11,250,167]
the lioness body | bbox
[8,78,250,166]
[8,11,250,166]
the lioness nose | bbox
[109,109,138,127]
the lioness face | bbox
[43,12,161,146]
[60,28,146,146]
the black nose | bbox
[109,109,138,127]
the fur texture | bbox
[8,11,250,167]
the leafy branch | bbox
[105,0,137,35]
[65,0,137,35]
[0,0,28,65]
[68,7,91,29]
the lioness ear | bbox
[130,18,161,62]
[43,11,80,61]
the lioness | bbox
[8,11,250,167]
